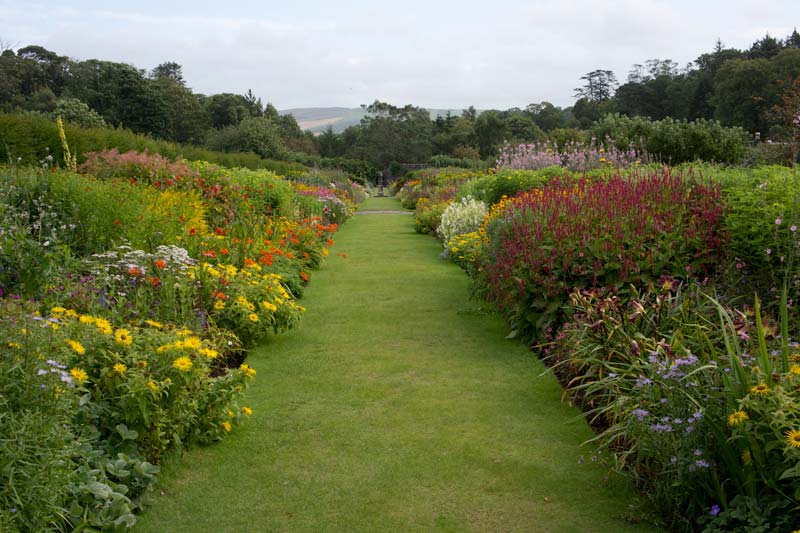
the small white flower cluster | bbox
[437,196,487,246]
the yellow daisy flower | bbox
[69,367,89,383]
[786,429,800,449]
[172,356,193,372]
[114,328,133,346]
[66,339,86,355]
[112,363,127,375]
[727,411,749,427]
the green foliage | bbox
[0,113,308,174]
[52,97,106,128]
[458,168,551,205]
[413,198,448,235]
[205,116,285,160]
[590,114,749,164]
[552,282,800,530]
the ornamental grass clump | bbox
[480,168,727,339]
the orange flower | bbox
[147,276,161,287]
[291,237,300,245]
[202,250,217,258]
[189,227,197,235]
[326,239,334,247]
[179,214,186,222]
[300,272,309,282]
[213,291,227,300]
[219,248,229,255]
[154,259,167,269]
[215,227,226,235]
[128,267,142,277]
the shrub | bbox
[458,168,552,206]
[437,196,487,247]
[589,114,750,165]
[479,169,727,339]
[414,198,448,235]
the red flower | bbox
[189,227,197,235]
[154,259,167,269]
[219,248,229,255]
[300,272,309,282]
[147,276,161,287]
[215,227,226,236]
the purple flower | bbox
[776,218,782,225]
[791,225,797,232]
[694,448,703,456]
[36,369,48,376]
[695,459,710,468]
[766,248,772,255]
[710,504,721,516]
[635,375,652,387]
[632,408,649,421]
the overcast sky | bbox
[1,0,798,110]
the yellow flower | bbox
[240,363,256,377]
[146,380,158,392]
[65,309,77,318]
[749,383,770,396]
[242,407,253,416]
[79,314,95,324]
[182,336,202,350]
[227,409,234,418]
[144,319,163,329]
[94,318,112,335]
[66,339,86,355]
[51,306,67,314]
[261,301,277,312]
[114,328,133,346]
[7,342,21,349]
[112,363,127,375]
[248,313,259,323]
[790,364,800,375]
[172,356,193,372]
[214,300,226,310]
[199,348,219,359]
[728,410,749,427]
[221,421,231,432]
[785,429,800,449]
[176,328,193,337]
[70,367,89,383]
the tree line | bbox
[1,30,799,170]
[0,46,315,161]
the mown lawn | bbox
[136,197,660,532]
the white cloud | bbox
[1,0,798,109]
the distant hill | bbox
[279,107,469,134]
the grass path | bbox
[136,197,658,532]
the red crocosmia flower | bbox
[215,227,225,235]
[244,258,257,267]
[189,227,197,235]
[219,248,229,255]
[290,238,300,245]
[258,254,273,266]
[154,259,167,269]
[300,272,309,282]
[286,252,295,259]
